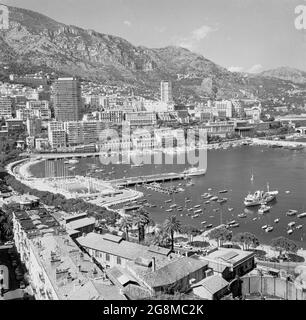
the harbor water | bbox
[29,146,306,247]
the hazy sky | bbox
[2,0,306,72]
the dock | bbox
[109,171,203,187]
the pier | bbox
[109,171,203,187]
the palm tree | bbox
[131,209,152,243]
[118,216,133,241]
[146,226,170,247]
[163,216,182,252]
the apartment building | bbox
[27,100,51,120]
[53,77,82,122]
[0,96,13,119]
[125,111,157,126]
[11,204,125,300]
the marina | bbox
[27,145,306,246]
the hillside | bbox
[260,67,306,85]
[0,5,304,100]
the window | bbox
[117,257,121,265]
[106,253,110,261]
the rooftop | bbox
[5,194,39,205]
[192,274,229,294]
[76,232,172,262]
[14,208,61,237]
[29,233,123,300]
[66,217,96,231]
[130,256,208,289]
[203,248,255,267]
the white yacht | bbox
[244,184,278,207]
[265,226,274,232]
[286,209,298,216]
[297,212,306,218]
[258,204,271,214]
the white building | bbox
[160,81,173,104]
[0,96,13,119]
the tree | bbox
[208,226,232,247]
[163,216,182,252]
[145,228,170,248]
[180,225,201,242]
[131,209,152,243]
[271,237,298,256]
[118,216,133,241]
[232,232,259,250]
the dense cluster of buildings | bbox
[6,193,257,300]
[0,74,281,154]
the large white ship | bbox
[244,184,278,207]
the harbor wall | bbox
[241,275,306,300]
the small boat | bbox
[211,196,218,201]
[274,219,280,223]
[285,191,291,194]
[208,188,212,191]
[238,213,247,218]
[253,217,258,221]
[165,199,172,203]
[177,208,183,212]
[217,198,227,204]
[258,205,271,214]
[166,209,173,212]
[201,221,207,225]
[297,212,306,218]
[262,225,268,230]
[206,224,213,229]
[170,204,177,208]
[228,208,234,212]
[187,208,193,212]
[191,214,200,218]
[296,225,303,230]
[228,220,236,225]
[230,223,240,228]
[185,199,191,203]
[194,209,203,214]
[265,226,274,232]
[219,190,228,194]
[288,222,296,228]
[287,229,293,235]
[286,209,298,216]
[205,201,211,204]
[194,205,201,209]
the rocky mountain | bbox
[260,67,306,85]
[0,5,305,100]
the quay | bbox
[28,152,103,160]
[110,171,204,187]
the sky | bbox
[2,0,306,72]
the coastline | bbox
[7,143,306,261]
